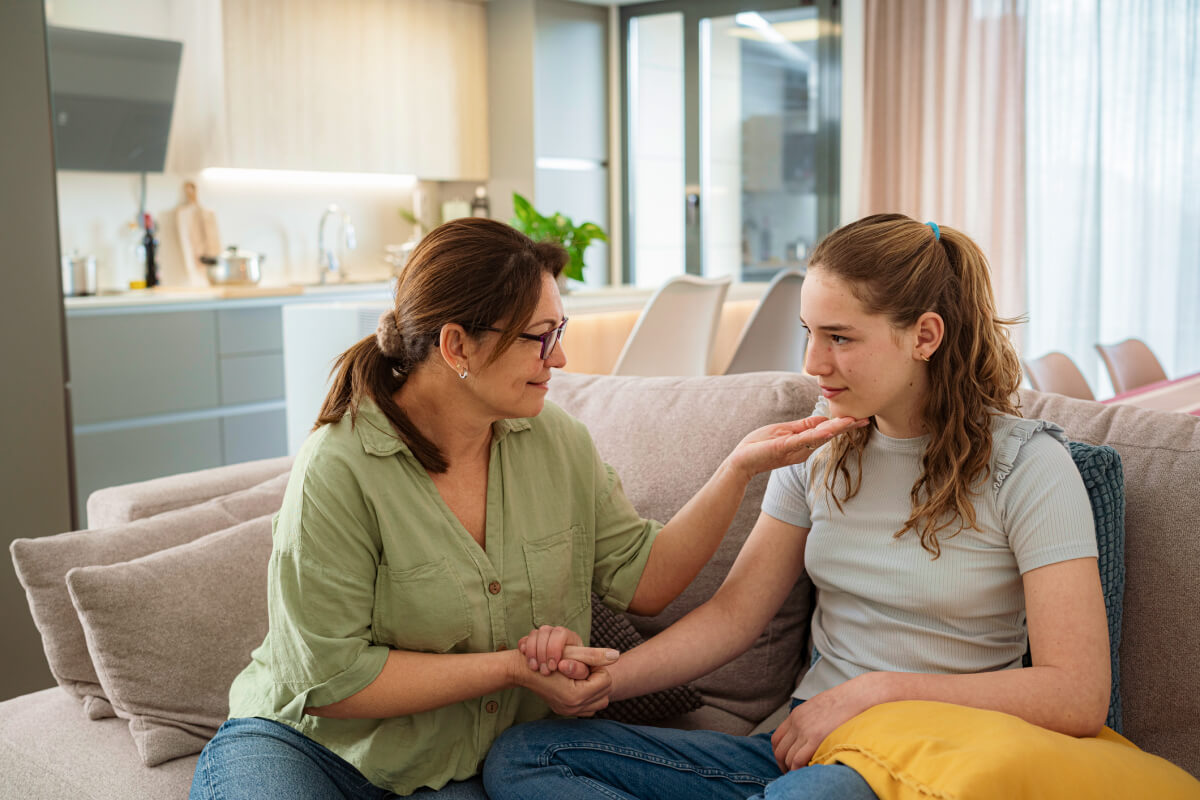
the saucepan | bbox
[201,246,264,286]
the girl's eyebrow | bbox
[799,317,855,333]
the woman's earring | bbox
[457,364,469,379]
[921,352,931,362]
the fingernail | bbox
[528,658,537,670]
[548,659,557,671]
[605,649,619,661]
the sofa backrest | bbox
[548,371,822,729]
[1019,389,1200,776]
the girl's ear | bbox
[914,311,945,361]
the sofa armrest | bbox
[85,456,294,528]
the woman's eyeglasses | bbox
[475,318,568,360]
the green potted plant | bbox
[509,192,608,284]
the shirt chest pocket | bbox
[373,557,472,653]
[523,524,590,628]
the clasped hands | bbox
[508,625,615,717]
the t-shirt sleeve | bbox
[587,440,662,612]
[762,461,813,528]
[266,450,390,721]
[997,429,1099,574]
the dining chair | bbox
[611,275,731,376]
[1095,338,1169,395]
[1022,352,1096,400]
[724,269,807,375]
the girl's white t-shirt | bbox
[762,414,1098,700]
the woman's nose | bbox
[546,338,567,369]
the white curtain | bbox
[861,0,1028,329]
[1025,0,1200,394]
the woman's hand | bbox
[518,625,619,680]
[508,644,618,717]
[728,415,869,482]
[771,676,878,771]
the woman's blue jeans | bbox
[189,717,488,799]
[482,715,877,800]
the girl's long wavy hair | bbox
[810,214,1023,558]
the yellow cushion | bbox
[811,701,1200,800]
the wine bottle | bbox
[142,212,159,288]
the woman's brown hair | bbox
[314,217,567,473]
[809,213,1023,557]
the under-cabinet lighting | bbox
[535,157,607,171]
[201,168,418,188]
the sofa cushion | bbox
[812,700,1200,800]
[86,455,292,528]
[1019,390,1200,777]
[65,516,273,767]
[548,371,821,726]
[1069,441,1126,732]
[589,593,703,723]
[9,472,288,720]
[0,687,197,799]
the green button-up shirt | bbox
[228,398,660,794]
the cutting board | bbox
[175,182,222,287]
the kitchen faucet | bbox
[317,204,357,283]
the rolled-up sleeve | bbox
[589,446,661,612]
[267,451,390,720]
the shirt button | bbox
[488,581,501,595]
[485,700,499,714]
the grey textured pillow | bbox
[65,515,273,767]
[589,594,703,723]
[9,471,287,719]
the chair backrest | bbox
[611,275,731,376]
[1095,338,1169,395]
[1022,352,1095,400]
[724,269,807,374]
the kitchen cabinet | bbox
[221,0,489,179]
[64,285,393,524]
[66,305,288,524]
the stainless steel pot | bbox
[62,252,97,296]
[201,245,264,286]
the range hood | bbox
[46,26,182,173]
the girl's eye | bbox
[831,334,849,345]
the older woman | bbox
[189,218,861,800]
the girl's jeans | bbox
[482,708,877,800]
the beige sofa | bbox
[4,371,1198,797]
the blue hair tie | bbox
[925,221,941,240]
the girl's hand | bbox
[770,676,878,771]
[518,625,619,680]
[728,416,868,481]
[508,647,616,717]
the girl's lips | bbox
[820,386,846,399]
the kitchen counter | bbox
[63,280,396,315]
[64,280,770,316]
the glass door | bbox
[621,0,840,286]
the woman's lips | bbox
[820,386,846,399]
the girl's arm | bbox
[771,556,1111,770]
[626,417,862,616]
[526,512,811,700]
